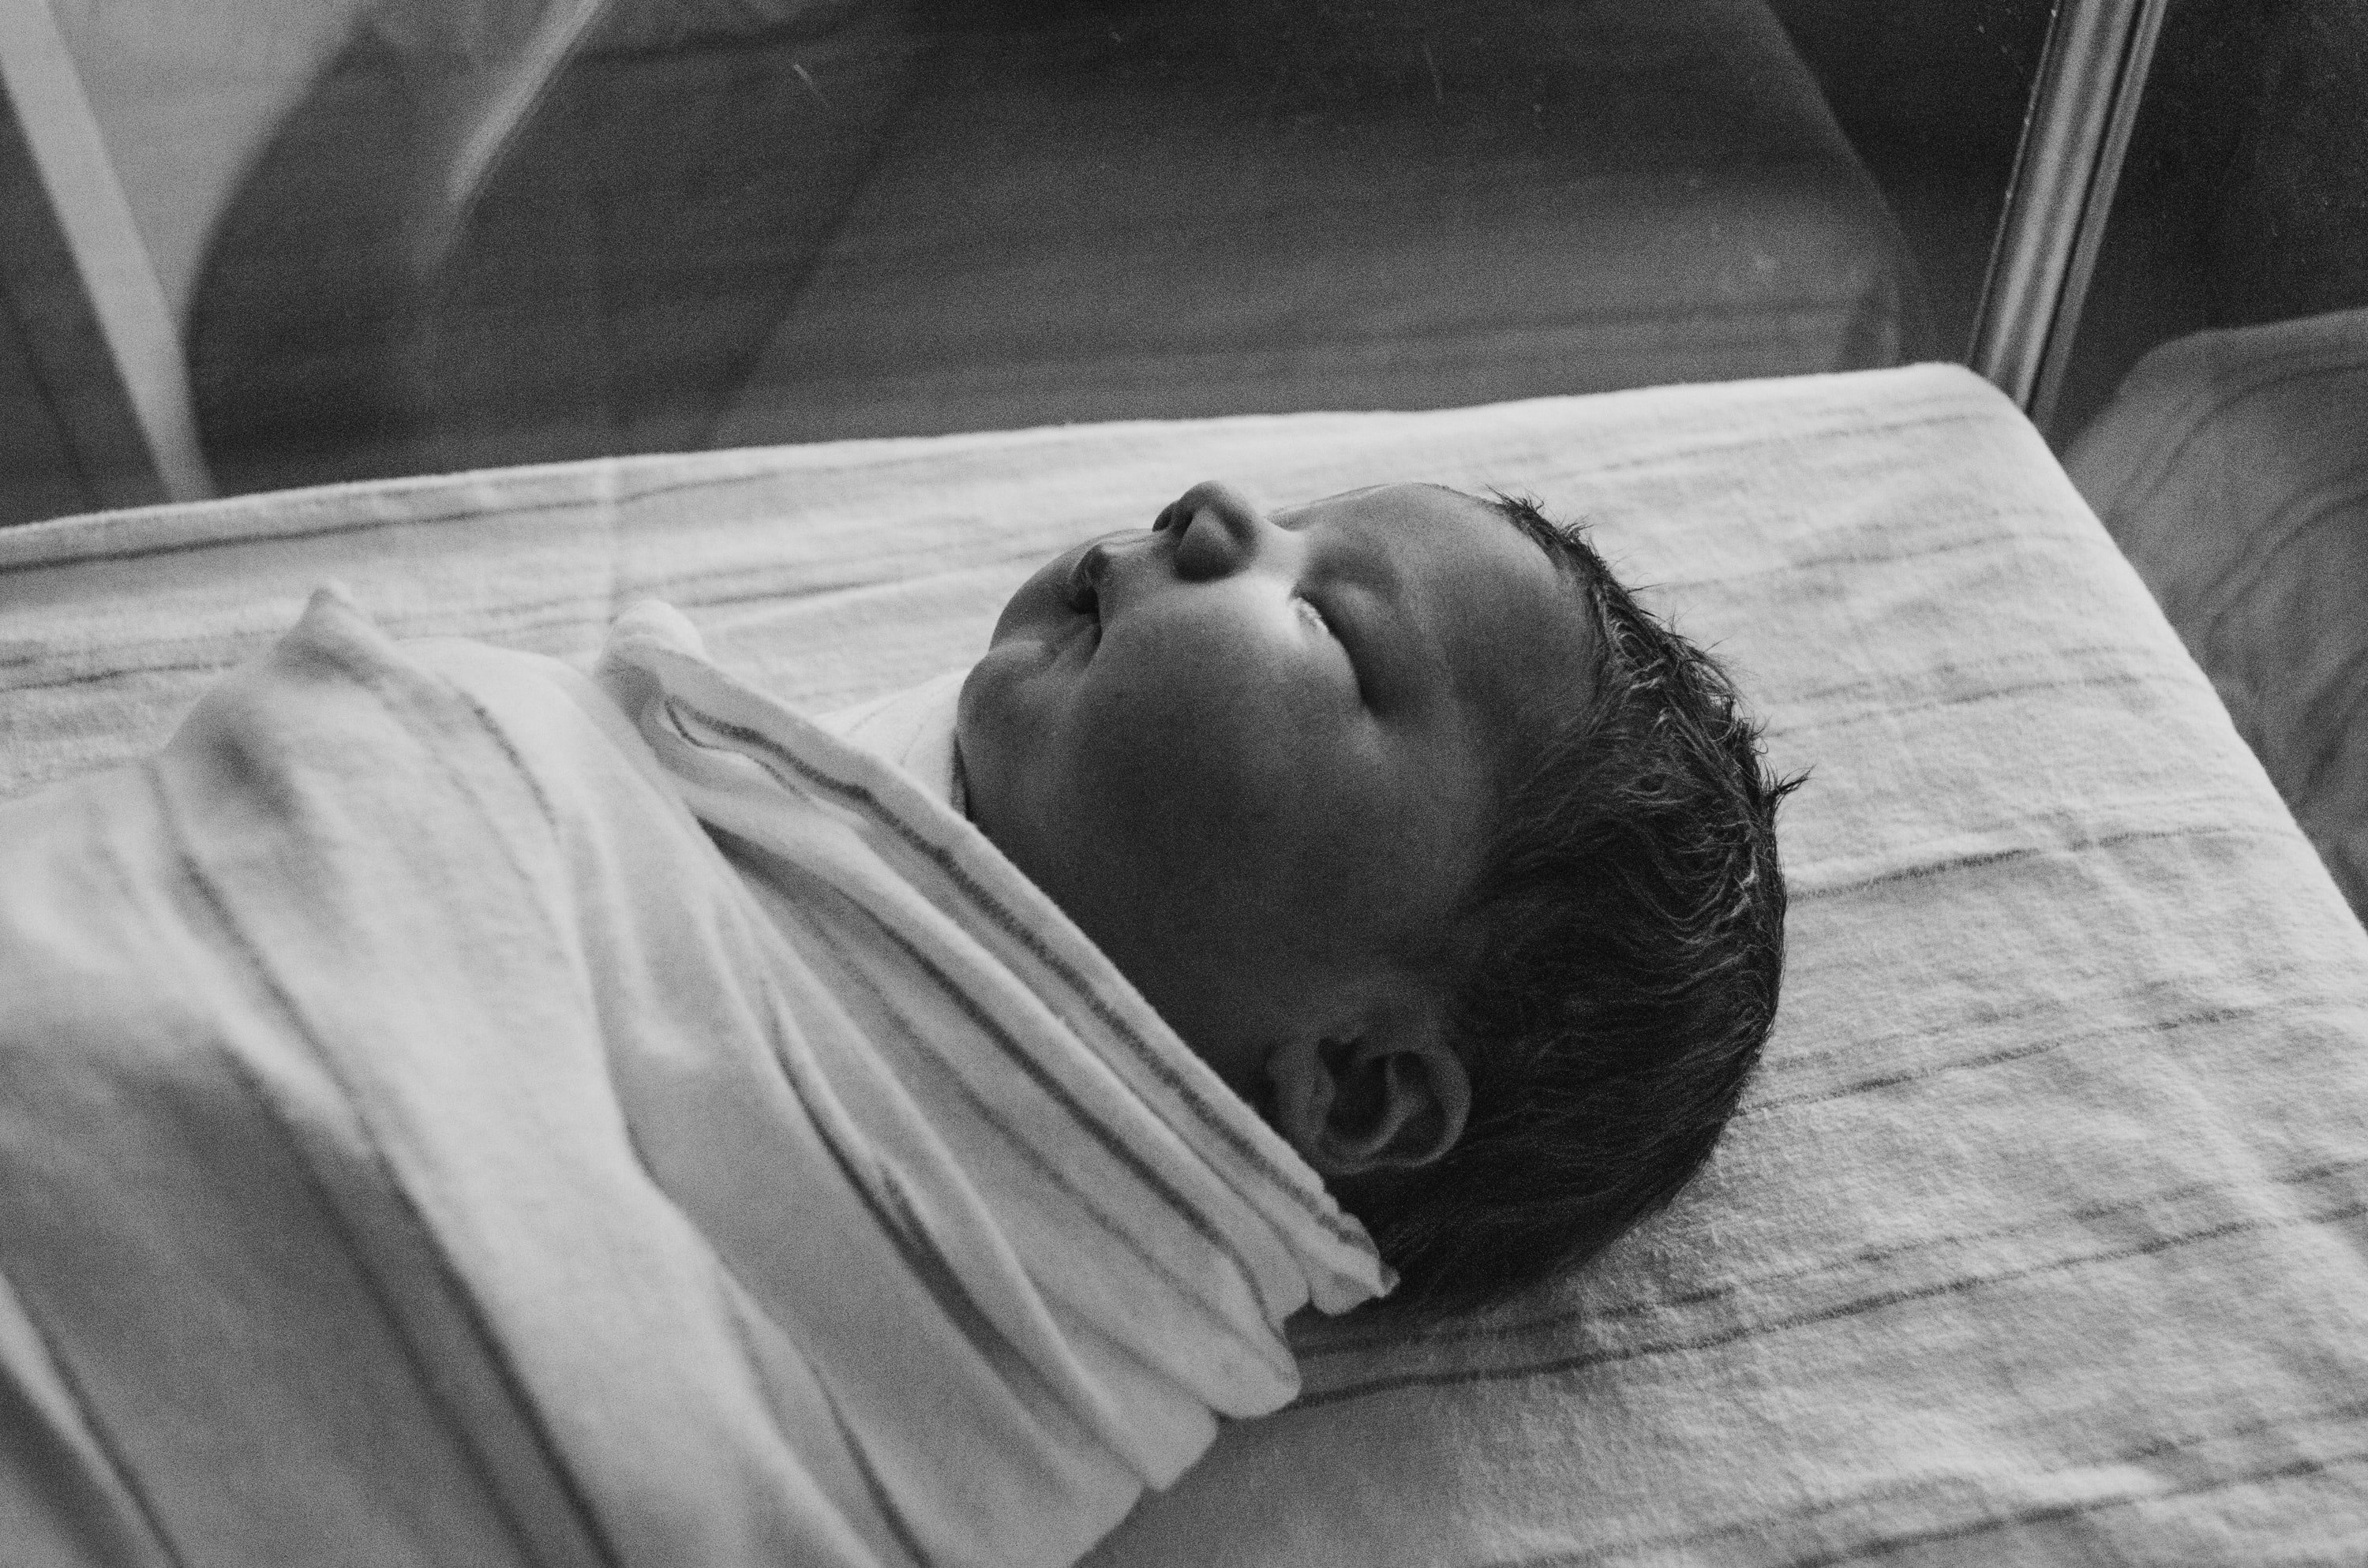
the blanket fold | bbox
[0,589,1383,1568]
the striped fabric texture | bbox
[5,364,2367,1562]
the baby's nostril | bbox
[1066,544,1107,614]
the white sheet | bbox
[6,364,2367,1562]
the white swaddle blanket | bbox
[0,589,1384,1567]
[816,664,971,814]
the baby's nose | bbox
[1160,481,1266,582]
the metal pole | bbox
[1968,0,2171,422]
[0,0,214,505]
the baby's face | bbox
[957,481,1594,1092]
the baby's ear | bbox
[1266,1009,1469,1178]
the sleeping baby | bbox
[0,480,1792,1568]
[855,477,1796,1315]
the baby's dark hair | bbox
[1348,494,1802,1317]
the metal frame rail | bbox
[1969,0,2174,431]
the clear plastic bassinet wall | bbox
[6,0,2059,515]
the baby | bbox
[0,477,1793,1566]
[956,477,1797,1314]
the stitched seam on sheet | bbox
[1738,993,2363,1120]
[1793,823,2284,902]
[1498,406,1991,484]
[1764,984,2276,1080]
[1482,1394,2368,1566]
[1776,667,2190,736]
[1734,990,2360,1145]
[5,492,609,569]
[2,615,597,690]
[1,657,237,695]
[785,875,1288,1370]
[1530,507,2079,607]
[1292,1196,2368,1409]
[1777,641,2168,710]
[1300,1151,2368,1361]
[144,770,622,1568]
[1427,518,2090,664]
[1767,517,2093,578]
[1777,1444,2368,1567]
[0,566,885,691]
[1,571,856,693]
[2,434,1029,572]
[656,567,971,614]
[659,692,1365,1252]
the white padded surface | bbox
[4,364,2366,1563]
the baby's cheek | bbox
[1077,700,1268,865]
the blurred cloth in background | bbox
[178,0,1927,491]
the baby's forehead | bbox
[1295,483,1579,582]
[1328,485,1602,739]
[1283,479,1493,527]
[1379,483,1598,622]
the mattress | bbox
[5,364,2367,1564]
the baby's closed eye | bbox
[1296,592,1375,707]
